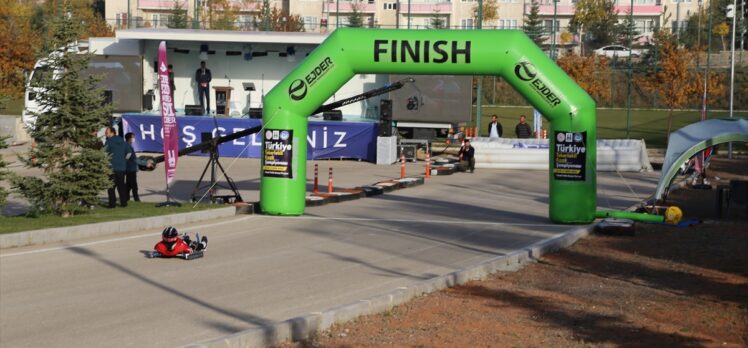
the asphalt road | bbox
[0,168,658,347]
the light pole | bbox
[408,0,411,29]
[728,0,737,158]
[625,0,634,138]
[476,0,483,136]
[551,0,558,60]
[336,0,340,28]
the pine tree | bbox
[347,1,364,28]
[168,0,189,29]
[616,11,640,47]
[12,4,112,217]
[429,11,446,29]
[523,1,547,46]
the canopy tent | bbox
[654,118,748,201]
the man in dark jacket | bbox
[105,127,129,208]
[195,61,212,114]
[515,115,533,139]
[487,114,503,139]
[457,139,475,173]
[124,133,140,202]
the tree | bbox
[473,0,499,28]
[713,22,729,51]
[168,0,189,29]
[202,0,239,30]
[637,31,701,139]
[523,1,547,47]
[256,2,305,32]
[12,4,112,217]
[429,11,446,29]
[616,10,640,47]
[570,0,619,53]
[0,0,42,98]
[556,53,611,104]
[347,0,364,27]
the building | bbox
[104,0,702,45]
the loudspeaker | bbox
[379,99,393,136]
[142,93,153,111]
[200,132,212,153]
[323,110,343,121]
[249,108,263,119]
[102,90,113,106]
[185,105,204,116]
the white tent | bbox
[654,118,748,201]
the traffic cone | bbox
[313,164,319,193]
[425,150,431,178]
[328,167,333,193]
[400,150,406,179]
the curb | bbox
[0,206,238,249]
[184,224,596,348]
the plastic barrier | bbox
[471,138,652,172]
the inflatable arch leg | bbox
[261,29,597,224]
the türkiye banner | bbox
[122,115,378,162]
[157,41,178,185]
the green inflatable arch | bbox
[261,29,597,224]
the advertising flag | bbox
[158,41,178,185]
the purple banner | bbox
[122,115,378,162]
[157,41,178,185]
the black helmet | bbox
[162,226,178,241]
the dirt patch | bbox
[279,157,748,348]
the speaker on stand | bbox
[379,99,392,137]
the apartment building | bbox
[105,0,701,43]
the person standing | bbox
[515,115,533,139]
[195,61,212,114]
[124,132,140,202]
[457,139,475,173]
[487,114,503,139]
[105,127,128,208]
[168,64,176,96]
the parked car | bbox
[593,45,642,59]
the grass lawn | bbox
[474,106,748,148]
[0,201,225,234]
[0,97,24,115]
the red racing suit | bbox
[154,237,193,257]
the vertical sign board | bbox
[553,131,587,181]
[263,129,293,178]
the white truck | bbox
[23,39,143,129]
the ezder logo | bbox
[288,57,334,101]
[513,60,561,108]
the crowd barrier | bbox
[471,138,653,172]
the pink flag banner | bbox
[158,41,178,185]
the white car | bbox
[593,45,642,59]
